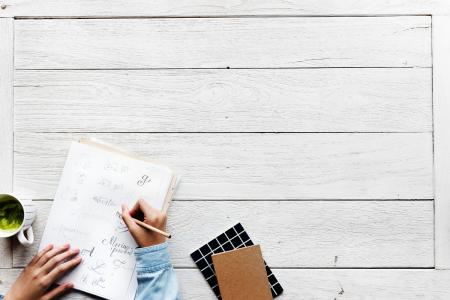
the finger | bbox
[30,244,53,265]
[42,247,80,274]
[45,256,82,283]
[121,204,140,235]
[36,244,70,267]
[122,204,150,246]
[130,198,158,217]
[41,283,73,300]
[129,199,145,218]
[133,199,165,226]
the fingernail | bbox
[61,243,70,249]
[66,283,74,288]
[72,248,80,253]
[46,244,53,250]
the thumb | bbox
[41,283,73,300]
[121,204,139,234]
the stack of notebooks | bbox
[191,223,284,300]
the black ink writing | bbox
[104,161,129,174]
[80,246,95,258]
[92,277,106,289]
[114,211,128,233]
[98,178,123,191]
[77,172,87,184]
[88,260,106,275]
[137,175,151,186]
[102,235,134,257]
[92,196,117,207]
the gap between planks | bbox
[3,266,436,270]
[29,199,434,202]
[31,132,432,134]
[14,67,433,71]
[12,14,433,20]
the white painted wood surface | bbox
[14,68,432,133]
[433,16,450,270]
[6,269,450,300]
[0,5,442,298]
[14,132,433,200]
[14,17,431,69]
[6,268,450,300]
[12,200,434,269]
[0,18,13,269]
[0,0,449,17]
[0,19,13,194]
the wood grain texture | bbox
[433,16,450,270]
[0,239,12,269]
[14,17,431,69]
[13,132,433,200]
[13,200,433,268]
[0,18,14,269]
[0,0,449,17]
[14,68,432,133]
[5,268,450,299]
[0,18,13,193]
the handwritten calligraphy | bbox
[92,196,117,207]
[80,246,95,258]
[101,235,135,257]
[104,161,129,174]
[137,175,151,186]
[98,178,123,191]
[114,211,128,233]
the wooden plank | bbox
[0,18,13,269]
[14,68,432,133]
[0,0,449,17]
[433,16,450,269]
[13,200,433,268]
[0,19,13,193]
[3,268,450,299]
[14,17,431,69]
[13,132,433,200]
[0,240,12,269]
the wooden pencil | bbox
[121,213,172,239]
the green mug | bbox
[0,194,36,246]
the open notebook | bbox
[39,139,177,299]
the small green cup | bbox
[0,194,36,246]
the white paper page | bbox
[39,141,173,299]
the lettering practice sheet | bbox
[39,141,175,299]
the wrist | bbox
[138,238,166,248]
[134,242,172,273]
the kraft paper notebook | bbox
[212,245,273,300]
[39,139,177,300]
[190,223,283,298]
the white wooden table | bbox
[1,1,450,299]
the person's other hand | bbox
[121,199,167,247]
[5,243,81,300]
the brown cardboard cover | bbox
[212,245,273,300]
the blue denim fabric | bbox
[134,242,181,300]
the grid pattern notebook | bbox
[190,223,283,298]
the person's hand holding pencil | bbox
[121,199,171,247]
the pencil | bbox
[120,213,172,239]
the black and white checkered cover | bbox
[190,223,284,298]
